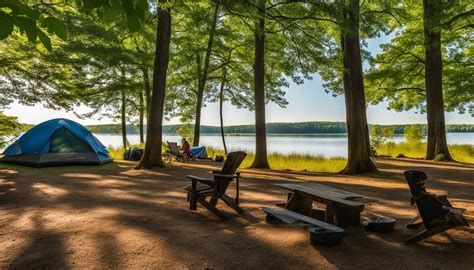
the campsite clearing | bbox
[0,158,473,269]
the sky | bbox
[4,35,473,126]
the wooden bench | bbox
[263,207,345,233]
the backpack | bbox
[124,148,143,161]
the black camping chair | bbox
[184,151,247,220]
[166,141,188,163]
[403,170,470,243]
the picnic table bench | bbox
[263,207,345,233]
[274,182,365,228]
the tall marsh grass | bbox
[206,146,346,172]
[376,142,474,163]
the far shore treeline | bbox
[87,122,474,135]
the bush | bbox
[404,125,424,143]
[370,125,394,149]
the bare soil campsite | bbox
[1,158,473,269]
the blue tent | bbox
[1,118,112,167]
[191,146,208,159]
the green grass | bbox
[206,146,346,172]
[376,142,474,163]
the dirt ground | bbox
[0,158,473,270]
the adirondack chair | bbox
[166,141,187,163]
[404,170,470,243]
[185,151,247,220]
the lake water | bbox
[95,133,474,158]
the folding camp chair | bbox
[166,141,187,163]
[184,151,247,220]
[404,170,470,243]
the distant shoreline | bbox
[87,122,474,135]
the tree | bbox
[423,0,451,160]
[338,0,378,173]
[0,0,68,51]
[136,1,172,169]
[250,0,269,168]
[218,67,228,155]
[370,125,394,149]
[260,0,401,173]
[0,112,30,149]
[365,0,473,161]
[192,1,220,147]
[404,125,424,144]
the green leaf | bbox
[13,15,37,42]
[0,11,14,40]
[126,14,141,32]
[2,0,40,19]
[121,0,135,16]
[37,29,52,51]
[41,16,68,41]
[136,0,148,12]
[83,0,104,10]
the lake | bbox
[95,133,474,158]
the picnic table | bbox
[274,182,366,228]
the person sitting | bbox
[181,138,194,160]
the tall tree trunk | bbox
[121,89,127,149]
[140,66,151,144]
[219,67,228,155]
[423,0,452,161]
[139,88,145,144]
[340,0,377,174]
[135,1,171,169]
[142,67,151,116]
[250,0,269,168]
[192,1,220,147]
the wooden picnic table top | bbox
[274,182,365,207]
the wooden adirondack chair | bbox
[185,151,247,220]
[166,141,187,163]
[404,170,470,244]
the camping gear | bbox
[185,151,247,220]
[404,170,470,243]
[363,217,396,233]
[190,146,208,159]
[214,155,224,162]
[308,227,344,246]
[124,148,143,161]
[1,118,111,167]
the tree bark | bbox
[423,0,452,161]
[139,87,145,144]
[340,0,377,174]
[193,1,220,147]
[250,0,269,168]
[219,67,228,155]
[142,67,151,116]
[135,1,171,169]
[121,89,127,149]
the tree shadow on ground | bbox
[0,157,472,269]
